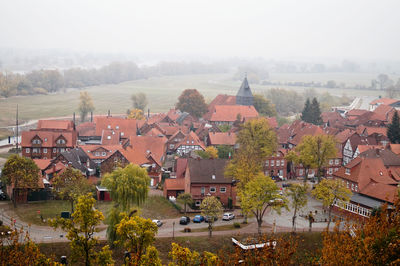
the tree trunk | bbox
[12,189,17,208]
[184,202,186,215]
[257,219,262,236]
[327,206,332,230]
[292,208,297,232]
[304,168,309,183]
[208,222,212,238]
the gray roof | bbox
[351,193,385,209]
[187,158,233,184]
[176,112,190,125]
[236,77,253,98]
[59,147,96,173]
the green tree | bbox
[116,215,161,265]
[216,145,234,159]
[301,98,312,123]
[196,146,218,159]
[217,124,231,132]
[387,111,400,144]
[240,174,288,235]
[177,193,193,215]
[253,94,277,117]
[310,97,323,125]
[312,179,352,230]
[49,194,114,266]
[175,89,208,118]
[52,166,94,213]
[200,196,223,237]
[287,183,308,232]
[101,164,150,245]
[78,91,95,122]
[1,154,40,208]
[131,92,148,111]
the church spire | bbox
[236,75,253,106]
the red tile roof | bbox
[37,120,74,131]
[124,135,167,166]
[164,178,185,191]
[389,144,400,155]
[370,97,400,106]
[175,158,188,179]
[21,131,77,147]
[360,182,397,203]
[356,145,384,154]
[357,126,388,137]
[176,131,206,150]
[79,144,125,160]
[346,109,369,118]
[94,116,145,137]
[208,132,236,146]
[208,94,237,111]
[76,122,96,136]
[370,104,394,121]
[33,159,52,170]
[204,105,259,122]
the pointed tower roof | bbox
[236,76,254,106]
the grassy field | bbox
[11,196,181,226]
[38,232,323,265]
[0,72,390,128]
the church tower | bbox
[236,75,254,106]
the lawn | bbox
[10,195,181,226]
[38,232,323,265]
[0,72,389,128]
[180,223,248,233]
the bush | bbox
[233,222,241,228]
[184,227,191,233]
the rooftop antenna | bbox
[15,104,19,153]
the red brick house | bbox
[183,158,236,208]
[264,149,289,179]
[21,120,77,160]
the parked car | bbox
[222,213,235,221]
[204,216,218,223]
[282,183,292,188]
[152,219,163,227]
[193,215,205,223]
[0,190,6,200]
[179,216,190,225]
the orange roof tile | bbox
[208,94,237,111]
[370,97,400,106]
[33,159,52,170]
[208,132,236,146]
[164,178,185,190]
[37,120,74,131]
[94,116,145,137]
[204,105,259,122]
[124,135,167,166]
[389,144,400,155]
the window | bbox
[328,168,333,174]
[57,139,66,145]
[121,132,124,136]
[299,169,304,176]
[53,148,57,153]
[335,159,339,165]
[210,187,216,193]
[355,185,358,192]
[43,148,47,154]
[276,160,280,167]
[271,160,274,167]
[107,125,111,129]
[265,160,269,167]
[26,148,30,153]
[281,160,284,166]
[345,168,350,175]
[60,148,65,153]
[195,200,201,207]
[44,138,47,142]
[201,187,205,194]
[329,159,333,165]
[32,139,41,144]
[169,144,175,149]
[33,148,39,153]
[102,152,106,156]
[116,126,119,129]
[220,187,226,193]
[351,183,354,191]
[265,170,269,176]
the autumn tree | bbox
[287,183,308,232]
[128,108,145,120]
[225,117,277,190]
[240,174,288,235]
[116,215,161,265]
[1,154,40,208]
[101,164,150,244]
[387,111,400,144]
[49,193,114,266]
[196,146,218,159]
[131,92,148,111]
[52,166,94,213]
[175,89,208,118]
[177,193,193,215]
[200,196,223,237]
[78,91,95,122]
[293,135,337,182]
[253,94,277,117]
[321,195,400,265]
[168,243,219,265]
[311,179,351,230]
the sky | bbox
[1,0,399,61]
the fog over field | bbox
[0,0,399,62]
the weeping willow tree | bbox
[101,164,150,246]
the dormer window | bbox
[212,174,216,179]
[107,136,111,140]
[102,152,106,156]
[44,138,47,142]
[32,139,41,144]
[116,126,119,129]
[345,168,350,175]
[107,125,111,129]
[121,132,124,136]
[56,139,66,145]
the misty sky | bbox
[1,0,399,61]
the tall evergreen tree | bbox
[387,111,400,143]
[310,97,323,125]
[301,98,312,123]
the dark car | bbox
[179,216,190,225]
[0,189,6,200]
[193,215,205,223]
[205,216,218,223]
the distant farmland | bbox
[0,72,389,128]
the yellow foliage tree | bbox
[128,108,145,120]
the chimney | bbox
[147,108,150,121]
[108,110,111,117]
[90,111,93,122]
[73,112,76,130]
